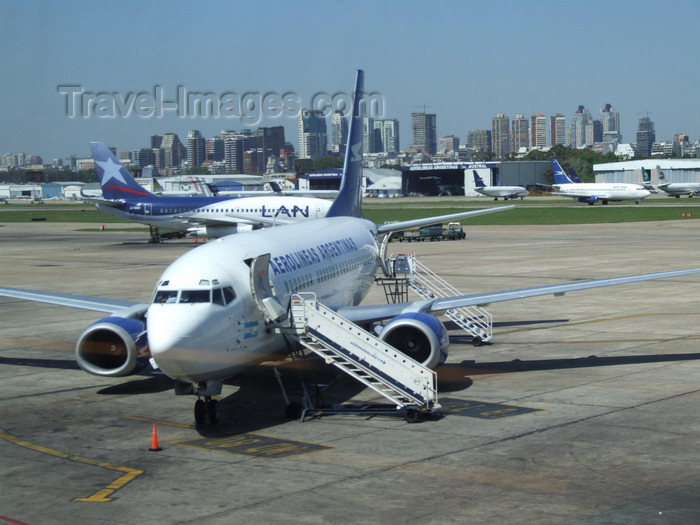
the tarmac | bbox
[1,219,699,524]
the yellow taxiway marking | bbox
[124,415,194,429]
[0,427,143,502]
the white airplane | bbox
[651,167,700,198]
[473,171,528,200]
[87,142,332,241]
[551,158,651,205]
[2,71,700,425]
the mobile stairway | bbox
[379,252,493,346]
[409,257,492,346]
[287,293,440,422]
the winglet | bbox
[551,158,574,185]
[90,142,154,200]
[326,70,365,218]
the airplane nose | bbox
[147,305,202,378]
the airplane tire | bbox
[194,399,206,425]
[208,399,220,424]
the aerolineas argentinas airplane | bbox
[2,70,700,424]
[551,158,651,205]
[473,171,529,200]
[87,142,331,240]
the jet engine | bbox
[378,313,448,368]
[190,223,255,239]
[579,195,597,205]
[76,317,149,377]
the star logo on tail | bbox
[95,157,127,186]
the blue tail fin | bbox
[90,142,155,200]
[326,70,365,218]
[551,158,574,185]
[473,171,486,188]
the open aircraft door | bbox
[249,253,287,324]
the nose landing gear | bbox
[194,396,220,425]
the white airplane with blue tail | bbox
[2,71,699,424]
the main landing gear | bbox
[194,396,220,425]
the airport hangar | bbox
[594,158,700,185]
[401,161,551,197]
[303,162,552,197]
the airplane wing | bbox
[82,196,127,209]
[176,213,296,228]
[377,205,514,234]
[0,287,143,313]
[336,267,700,323]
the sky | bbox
[1,0,699,161]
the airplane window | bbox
[222,286,235,304]
[199,279,210,286]
[154,290,178,304]
[180,290,211,303]
[213,288,226,306]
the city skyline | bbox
[2,1,699,160]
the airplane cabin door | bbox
[249,253,286,323]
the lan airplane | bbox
[87,142,332,240]
[473,171,528,200]
[2,71,700,424]
[551,158,651,205]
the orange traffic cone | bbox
[149,422,162,451]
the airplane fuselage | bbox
[147,217,379,383]
[475,186,528,199]
[658,183,700,197]
[553,183,650,203]
[97,195,331,231]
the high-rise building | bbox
[467,130,491,153]
[411,112,437,154]
[255,126,285,170]
[530,113,547,148]
[187,130,205,167]
[330,110,348,153]
[550,114,566,146]
[298,109,327,159]
[600,104,621,147]
[362,116,376,154]
[223,130,256,172]
[133,147,155,167]
[511,114,529,151]
[491,113,511,158]
[160,132,186,167]
[600,104,620,133]
[570,105,593,147]
[206,137,225,162]
[439,135,460,153]
[374,119,400,154]
[636,116,655,157]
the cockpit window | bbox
[153,285,235,306]
[180,290,211,303]
[154,290,178,304]
[222,286,236,304]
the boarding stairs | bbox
[289,293,440,415]
[382,253,492,345]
